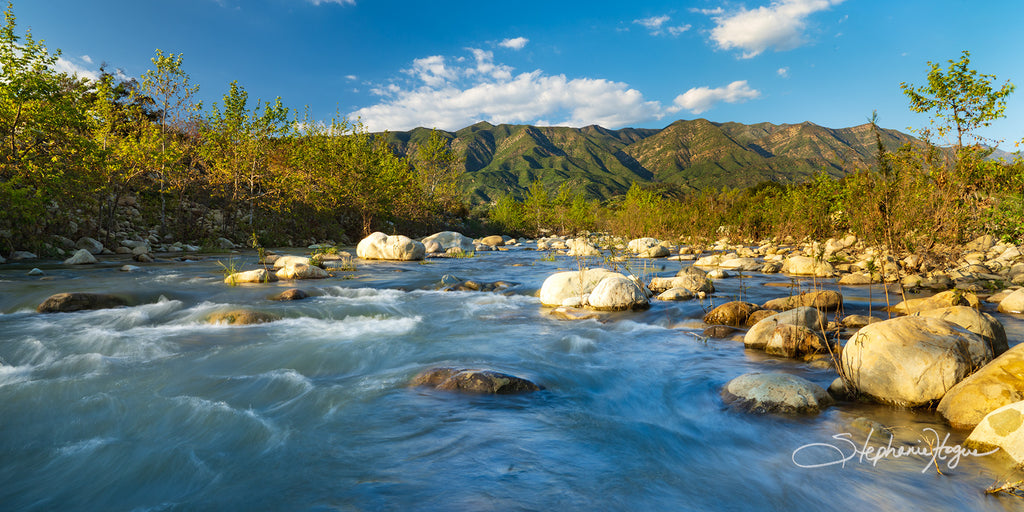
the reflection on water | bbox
[1,248,1023,511]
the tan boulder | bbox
[703,301,760,326]
[938,343,1024,430]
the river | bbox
[1,244,1022,511]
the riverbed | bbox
[1,245,1023,511]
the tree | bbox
[411,129,462,212]
[900,50,1015,152]
[136,49,201,235]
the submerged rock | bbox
[411,367,541,394]
[270,288,309,301]
[722,372,834,414]
[37,292,128,313]
[206,309,281,325]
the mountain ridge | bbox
[382,119,920,203]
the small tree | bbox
[900,50,1014,153]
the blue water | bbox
[1,246,1022,511]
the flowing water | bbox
[2,246,1024,511]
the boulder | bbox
[703,325,738,339]
[744,307,825,350]
[627,237,660,254]
[722,372,834,414]
[746,309,778,326]
[840,316,994,407]
[908,306,1008,356]
[637,245,670,258]
[938,343,1024,430]
[782,256,836,277]
[270,288,309,301]
[839,273,875,285]
[10,251,37,260]
[549,307,603,321]
[762,290,843,312]
[965,401,1024,466]
[566,238,602,257]
[840,315,883,328]
[888,290,978,314]
[206,309,281,325]
[75,237,105,255]
[421,231,474,254]
[703,301,760,326]
[538,268,613,306]
[37,292,128,313]
[357,232,426,261]
[273,255,312,269]
[764,325,832,358]
[648,267,714,294]
[719,258,762,271]
[216,237,235,250]
[276,263,329,280]
[411,367,540,394]
[63,248,97,265]
[224,268,278,284]
[587,274,649,311]
[657,287,694,301]
[761,261,783,274]
[998,288,1024,314]
[479,235,505,247]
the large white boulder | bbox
[938,343,1024,430]
[840,316,994,407]
[63,248,97,265]
[965,401,1024,465]
[782,256,836,277]
[587,274,649,311]
[722,372,834,414]
[357,232,426,261]
[421,231,474,254]
[627,237,660,254]
[566,238,602,257]
[539,268,613,307]
[998,288,1024,314]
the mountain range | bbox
[383,119,924,203]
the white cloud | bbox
[633,15,691,36]
[81,55,93,64]
[777,67,789,78]
[308,0,355,5]
[499,37,529,50]
[706,0,845,58]
[352,49,667,131]
[345,74,358,81]
[54,56,99,81]
[670,80,761,114]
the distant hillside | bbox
[383,119,920,203]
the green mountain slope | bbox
[383,119,919,203]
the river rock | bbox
[421,231,474,254]
[539,268,613,306]
[703,325,738,339]
[888,289,978,314]
[722,372,834,414]
[10,251,37,260]
[357,232,426,261]
[276,263,329,280]
[567,238,602,257]
[273,255,312,268]
[719,258,762,271]
[744,307,825,350]
[270,288,309,301]
[628,237,660,254]
[224,268,278,284]
[841,315,883,328]
[648,267,714,294]
[206,309,280,325]
[782,256,836,277]
[997,288,1024,314]
[762,290,843,312]
[549,307,603,321]
[839,272,875,285]
[63,248,97,265]
[840,316,994,407]
[908,306,1007,356]
[703,301,760,326]
[411,367,540,394]
[965,401,1024,466]
[479,235,505,247]
[587,274,649,311]
[75,237,105,255]
[37,292,128,313]
[745,309,778,326]
[27,268,43,276]
[938,343,1024,430]
[764,324,832,358]
[657,287,694,301]
[637,245,670,258]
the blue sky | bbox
[18,0,1024,148]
